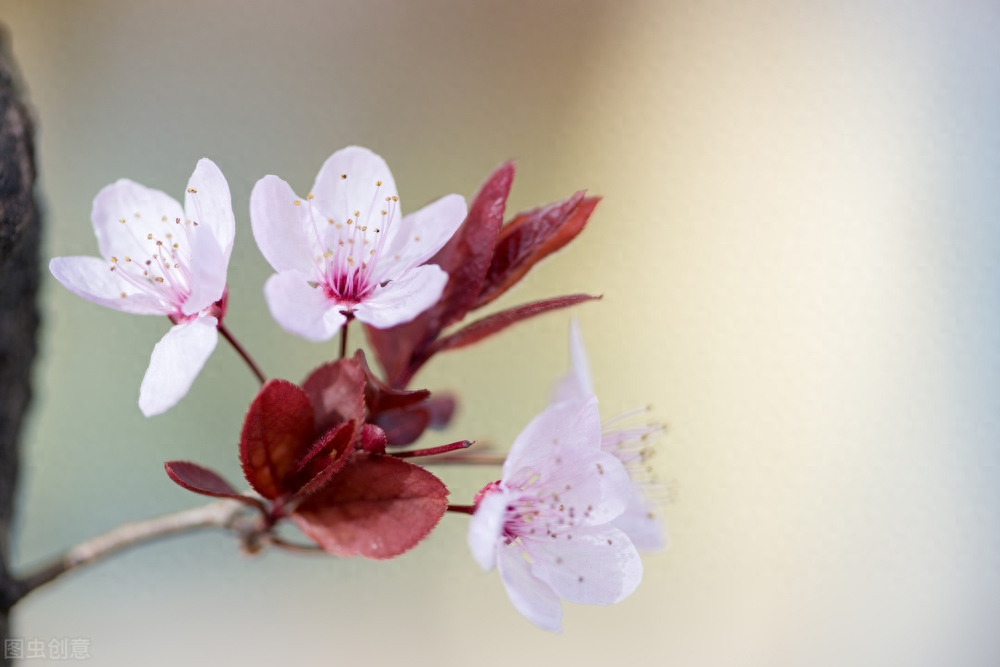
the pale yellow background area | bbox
[1,1,998,665]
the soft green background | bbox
[1,0,998,665]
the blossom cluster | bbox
[51,147,665,631]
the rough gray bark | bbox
[0,27,41,659]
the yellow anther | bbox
[307,193,314,200]
[187,188,198,193]
[120,292,127,298]
[161,216,168,222]
[119,218,126,224]
[376,180,382,186]
[381,210,387,216]
[147,234,154,240]
[353,210,360,217]
[155,277,165,283]
[340,173,347,179]
[293,200,301,206]
[124,256,131,262]
[110,256,118,263]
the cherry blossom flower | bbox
[467,397,642,632]
[49,159,235,416]
[250,146,467,341]
[552,320,667,551]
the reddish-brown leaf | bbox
[289,421,357,501]
[428,294,601,355]
[164,461,243,499]
[302,357,367,433]
[292,453,449,560]
[164,461,267,513]
[422,393,457,429]
[366,162,515,386]
[354,350,430,417]
[475,194,599,308]
[430,161,516,328]
[239,380,317,500]
[373,405,433,447]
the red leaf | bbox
[239,380,317,500]
[290,421,357,501]
[374,405,432,447]
[292,453,449,560]
[475,194,599,308]
[354,350,430,417]
[423,394,457,429]
[302,357,367,434]
[366,162,515,386]
[428,294,601,355]
[431,161,516,328]
[164,461,265,512]
[165,460,238,498]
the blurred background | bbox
[0,0,998,664]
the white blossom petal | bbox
[377,193,467,282]
[351,263,447,329]
[181,227,227,315]
[263,271,347,341]
[91,179,185,262]
[49,256,170,315]
[311,146,399,244]
[468,490,509,572]
[612,487,667,551]
[529,524,642,605]
[551,318,594,403]
[497,541,564,633]
[185,158,236,260]
[250,175,318,274]
[138,315,219,417]
[503,397,603,482]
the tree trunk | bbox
[0,26,41,663]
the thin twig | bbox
[446,505,476,515]
[218,323,267,385]
[268,536,326,554]
[12,499,250,604]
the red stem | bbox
[446,505,476,515]
[338,315,355,360]
[218,323,266,385]
[421,454,505,465]
[392,440,473,459]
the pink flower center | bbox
[300,182,401,308]
[108,209,201,315]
